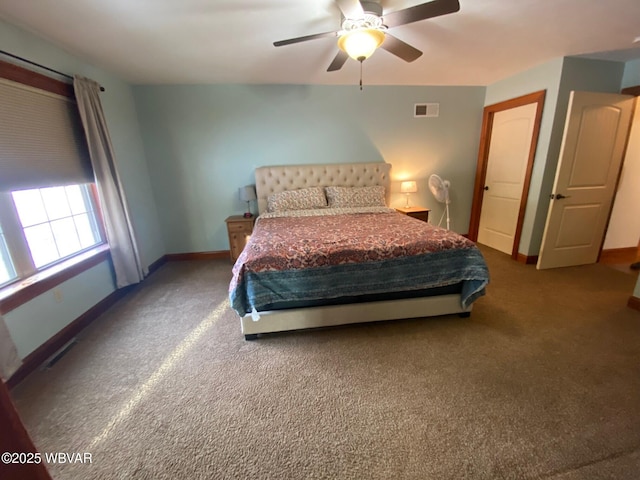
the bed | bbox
[229,162,489,340]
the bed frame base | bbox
[240,294,471,339]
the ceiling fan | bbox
[273,0,460,72]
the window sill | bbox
[0,244,111,315]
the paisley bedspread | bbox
[229,208,489,316]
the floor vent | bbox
[414,103,439,118]
[43,339,77,369]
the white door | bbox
[537,91,634,269]
[477,103,538,254]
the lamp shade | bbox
[400,181,417,194]
[338,28,385,61]
[239,185,257,202]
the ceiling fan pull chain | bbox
[359,59,363,91]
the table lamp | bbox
[400,181,417,208]
[239,185,257,218]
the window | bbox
[0,184,103,287]
[13,185,102,268]
[0,59,108,306]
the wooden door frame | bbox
[468,90,546,260]
[0,380,53,479]
[616,85,640,263]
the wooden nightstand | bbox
[225,215,255,262]
[395,206,430,223]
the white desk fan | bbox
[428,174,451,229]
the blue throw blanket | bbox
[231,247,488,316]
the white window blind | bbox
[0,77,93,191]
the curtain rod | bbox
[0,49,105,92]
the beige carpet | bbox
[10,246,640,479]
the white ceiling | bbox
[1,0,640,86]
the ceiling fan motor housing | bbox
[341,1,384,31]
[360,1,383,18]
[338,1,386,62]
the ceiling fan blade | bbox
[380,34,423,62]
[274,31,338,47]
[383,0,460,28]
[327,50,349,72]
[335,0,364,19]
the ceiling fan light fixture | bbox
[338,28,385,61]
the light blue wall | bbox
[622,59,640,88]
[133,84,486,252]
[484,57,625,256]
[1,20,164,357]
[4,262,115,358]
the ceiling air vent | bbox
[414,103,439,118]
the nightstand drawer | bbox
[395,206,430,223]
[408,211,429,222]
[227,222,252,233]
[225,215,255,262]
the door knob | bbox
[550,193,571,200]
[483,186,489,191]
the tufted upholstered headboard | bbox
[254,162,392,214]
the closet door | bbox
[537,91,634,269]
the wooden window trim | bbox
[0,243,111,315]
[0,58,73,98]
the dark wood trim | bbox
[599,247,638,265]
[148,251,238,266]
[5,284,133,389]
[0,380,53,479]
[516,253,539,265]
[0,58,73,98]
[165,251,230,261]
[511,91,546,260]
[0,245,111,315]
[469,106,493,241]
[468,90,546,261]
[628,295,640,312]
[621,85,640,97]
[148,255,167,274]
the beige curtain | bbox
[0,314,21,381]
[73,76,146,287]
